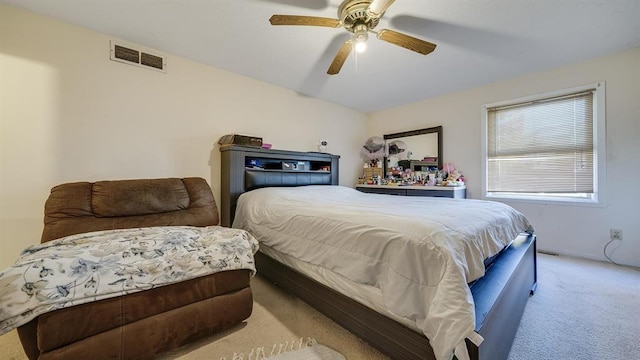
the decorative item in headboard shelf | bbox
[220,145,340,227]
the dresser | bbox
[356,184,466,199]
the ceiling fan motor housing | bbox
[339,0,380,32]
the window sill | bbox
[483,194,606,208]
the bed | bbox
[220,145,537,360]
[3,177,257,360]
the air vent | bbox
[110,40,166,73]
[140,52,164,70]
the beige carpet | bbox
[2,254,638,360]
[157,275,387,360]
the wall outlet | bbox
[610,229,623,241]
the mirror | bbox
[383,126,443,176]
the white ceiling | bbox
[3,0,640,113]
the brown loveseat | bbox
[17,177,253,360]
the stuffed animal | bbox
[441,163,464,186]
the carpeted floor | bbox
[507,253,640,359]
[1,254,638,360]
[156,272,387,360]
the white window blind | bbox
[486,90,594,195]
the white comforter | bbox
[0,226,258,335]
[233,186,532,360]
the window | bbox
[482,82,605,204]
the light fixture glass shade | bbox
[353,24,368,53]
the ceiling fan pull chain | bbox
[354,43,359,74]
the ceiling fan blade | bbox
[327,40,353,75]
[269,15,341,28]
[368,0,396,16]
[377,29,437,55]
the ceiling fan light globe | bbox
[355,31,368,42]
[353,23,369,53]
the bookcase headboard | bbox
[219,145,340,226]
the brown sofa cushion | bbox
[91,178,190,217]
[37,287,253,360]
[41,177,218,242]
[35,269,250,352]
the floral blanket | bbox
[0,226,259,335]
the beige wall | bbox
[0,5,367,268]
[370,47,640,267]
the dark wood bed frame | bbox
[220,145,537,360]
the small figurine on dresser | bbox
[441,162,465,186]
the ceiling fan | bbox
[269,0,437,75]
